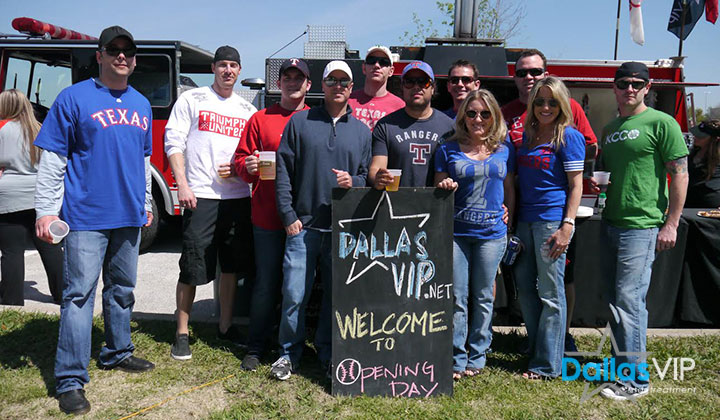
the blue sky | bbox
[2,0,718,109]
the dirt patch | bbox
[3,371,234,420]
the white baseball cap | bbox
[323,60,353,80]
[366,45,393,65]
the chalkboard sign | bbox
[331,188,454,397]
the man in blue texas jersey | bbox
[34,26,155,416]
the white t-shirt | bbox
[164,86,257,199]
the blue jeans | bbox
[513,221,567,377]
[247,226,286,355]
[601,222,658,390]
[277,229,332,367]
[55,228,140,394]
[452,236,506,372]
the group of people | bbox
[0,23,717,415]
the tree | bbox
[696,108,707,124]
[401,0,526,46]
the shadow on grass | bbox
[486,330,531,374]
[0,315,104,397]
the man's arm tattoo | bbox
[665,156,688,175]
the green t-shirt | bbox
[600,108,688,229]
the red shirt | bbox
[502,98,597,149]
[347,90,404,131]
[234,103,309,230]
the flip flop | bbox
[522,371,545,381]
[465,368,482,377]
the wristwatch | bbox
[562,217,575,226]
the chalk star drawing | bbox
[337,191,430,285]
[567,310,650,403]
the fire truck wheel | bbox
[140,197,159,253]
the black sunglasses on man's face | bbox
[614,80,647,90]
[365,56,391,67]
[324,77,352,88]
[515,68,544,78]
[402,77,432,89]
[101,45,137,58]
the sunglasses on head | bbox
[365,56,392,67]
[465,109,492,120]
[614,79,647,90]
[532,98,560,108]
[449,76,475,85]
[323,77,352,88]
[402,77,432,89]
[101,45,137,58]
[515,68,544,78]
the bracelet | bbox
[562,217,575,226]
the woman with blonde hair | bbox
[0,89,62,305]
[435,89,515,380]
[513,76,584,380]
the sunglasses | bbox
[402,77,432,89]
[515,68,544,78]
[465,109,492,120]
[614,80,647,90]
[532,98,560,108]
[365,56,392,67]
[449,76,475,85]
[101,45,137,58]
[324,77,352,88]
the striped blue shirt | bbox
[516,126,585,222]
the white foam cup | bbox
[48,220,70,244]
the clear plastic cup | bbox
[593,171,611,192]
[258,151,276,181]
[385,169,402,192]
[48,220,70,244]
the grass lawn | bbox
[1,309,719,420]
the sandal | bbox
[465,368,482,377]
[453,371,465,381]
[522,371,545,381]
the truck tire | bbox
[139,197,159,253]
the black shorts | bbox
[178,198,255,286]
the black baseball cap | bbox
[279,58,310,78]
[214,46,241,66]
[98,26,135,49]
[615,62,650,81]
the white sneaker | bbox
[600,382,649,401]
[270,357,292,381]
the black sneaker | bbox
[217,325,246,348]
[241,354,260,371]
[270,357,292,381]
[600,382,649,401]
[171,333,192,361]
[112,356,155,373]
[58,389,90,415]
[564,332,579,354]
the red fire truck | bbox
[2,18,714,251]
